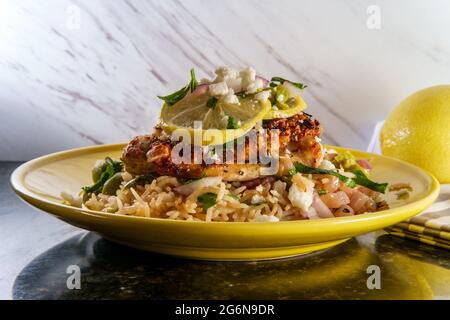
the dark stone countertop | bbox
[1,162,449,299]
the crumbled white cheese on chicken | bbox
[288,173,315,212]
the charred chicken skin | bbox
[122,113,323,181]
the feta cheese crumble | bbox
[220,88,240,105]
[208,81,229,96]
[251,194,266,205]
[206,66,269,105]
[215,66,239,81]
[245,78,264,94]
[252,214,280,222]
[288,173,315,212]
[239,67,256,88]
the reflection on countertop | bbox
[2,162,449,300]
[13,232,450,300]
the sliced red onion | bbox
[256,75,269,87]
[191,83,209,95]
[304,207,320,220]
[184,84,209,99]
[357,159,372,170]
[349,190,371,214]
[311,193,334,218]
[174,177,222,196]
[320,191,350,209]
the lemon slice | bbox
[160,92,271,145]
[263,95,307,120]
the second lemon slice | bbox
[160,92,271,145]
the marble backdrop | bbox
[0,0,449,161]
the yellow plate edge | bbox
[10,143,440,230]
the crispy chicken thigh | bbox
[122,113,323,181]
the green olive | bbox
[101,172,124,195]
[275,84,289,102]
[123,174,156,190]
[82,191,90,203]
[106,207,118,213]
[92,160,107,183]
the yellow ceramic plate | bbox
[10,144,439,261]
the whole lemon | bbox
[380,85,450,183]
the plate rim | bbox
[10,143,440,229]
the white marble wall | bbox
[0,0,449,161]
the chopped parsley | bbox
[157,68,198,105]
[227,116,240,129]
[290,162,356,188]
[228,194,240,201]
[198,193,217,208]
[290,162,388,193]
[318,189,327,196]
[180,178,196,185]
[270,76,307,90]
[237,91,249,98]
[206,96,218,109]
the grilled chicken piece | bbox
[122,134,264,180]
[263,113,321,150]
[122,113,323,181]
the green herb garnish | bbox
[228,194,240,201]
[180,178,196,185]
[290,162,356,188]
[237,91,248,98]
[318,189,327,196]
[82,157,123,194]
[198,192,217,208]
[270,76,307,90]
[157,68,198,105]
[353,170,388,193]
[333,151,368,177]
[206,97,218,109]
[227,116,240,129]
[290,162,387,193]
